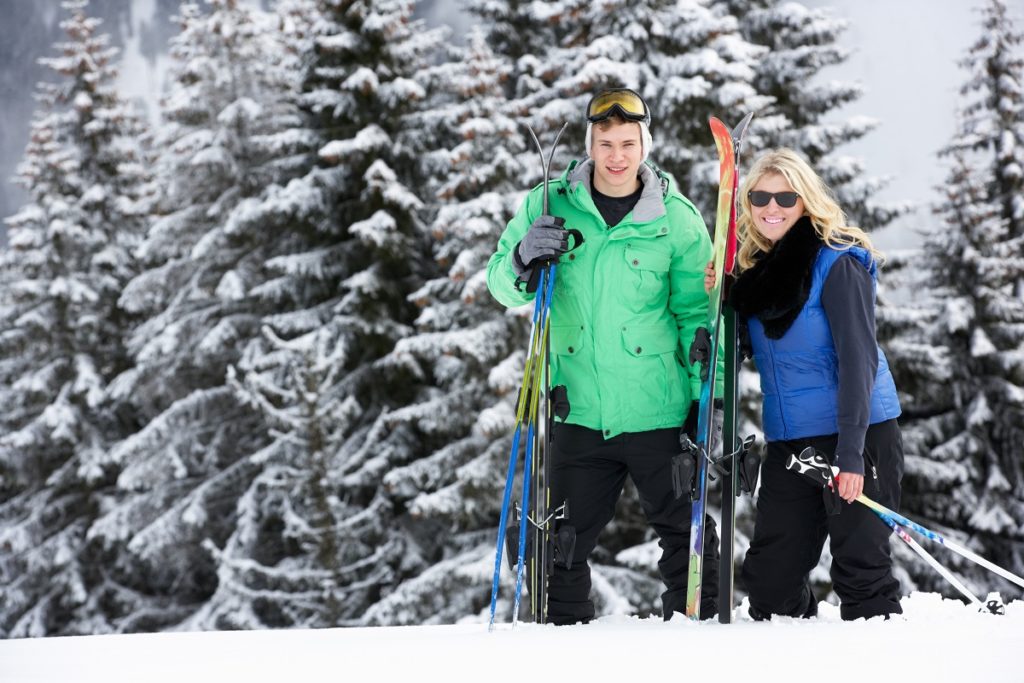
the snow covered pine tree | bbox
[886,0,1024,603]
[360,28,540,625]
[0,0,153,636]
[78,0,318,632]
[175,0,446,629]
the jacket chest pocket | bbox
[623,242,671,297]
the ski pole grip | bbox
[787,447,842,515]
[785,447,837,488]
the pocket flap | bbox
[622,324,678,356]
[624,245,671,272]
[551,324,585,356]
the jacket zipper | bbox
[591,234,608,435]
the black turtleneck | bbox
[591,177,643,228]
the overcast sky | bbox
[1,0,1019,250]
[802,0,993,250]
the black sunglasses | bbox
[748,191,800,208]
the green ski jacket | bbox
[487,159,721,439]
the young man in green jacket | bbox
[486,89,721,624]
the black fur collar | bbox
[729,217,822,339]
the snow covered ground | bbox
[0,592,1021,683]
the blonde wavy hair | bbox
[736,148,881,271]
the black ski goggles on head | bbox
[586,89,651,126]
[748,191,801,208]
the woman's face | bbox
[749,172,805,244]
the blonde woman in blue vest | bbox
[707,148,904,621]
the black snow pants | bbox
[547,423,719,625]
[741,419,904,621]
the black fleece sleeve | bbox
[821,255,878,475]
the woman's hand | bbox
[704,261,716,294]
[836,472,864,503]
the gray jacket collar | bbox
[567,160,667,223]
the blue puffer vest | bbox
[747,246,902,442]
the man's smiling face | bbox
[590,120,643,198]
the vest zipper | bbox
[766,335,787,437]
[863,448,879,480]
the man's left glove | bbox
[513,215,569,276]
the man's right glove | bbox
[513,215,569,276]
[688,327,711,382]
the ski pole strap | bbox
[565,228,584,249]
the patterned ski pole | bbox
[872,509,999,612]
[787,448,1024,592]
[857,494,1024,591]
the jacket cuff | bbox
[836,421,867,475]
[835,447,865,475]
[512,241,529,275]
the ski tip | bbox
[709,118,735,163]
[731,112,754,142]
[709,117,729,136]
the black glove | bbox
[688,327,711,382]
[513,215,568,276]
